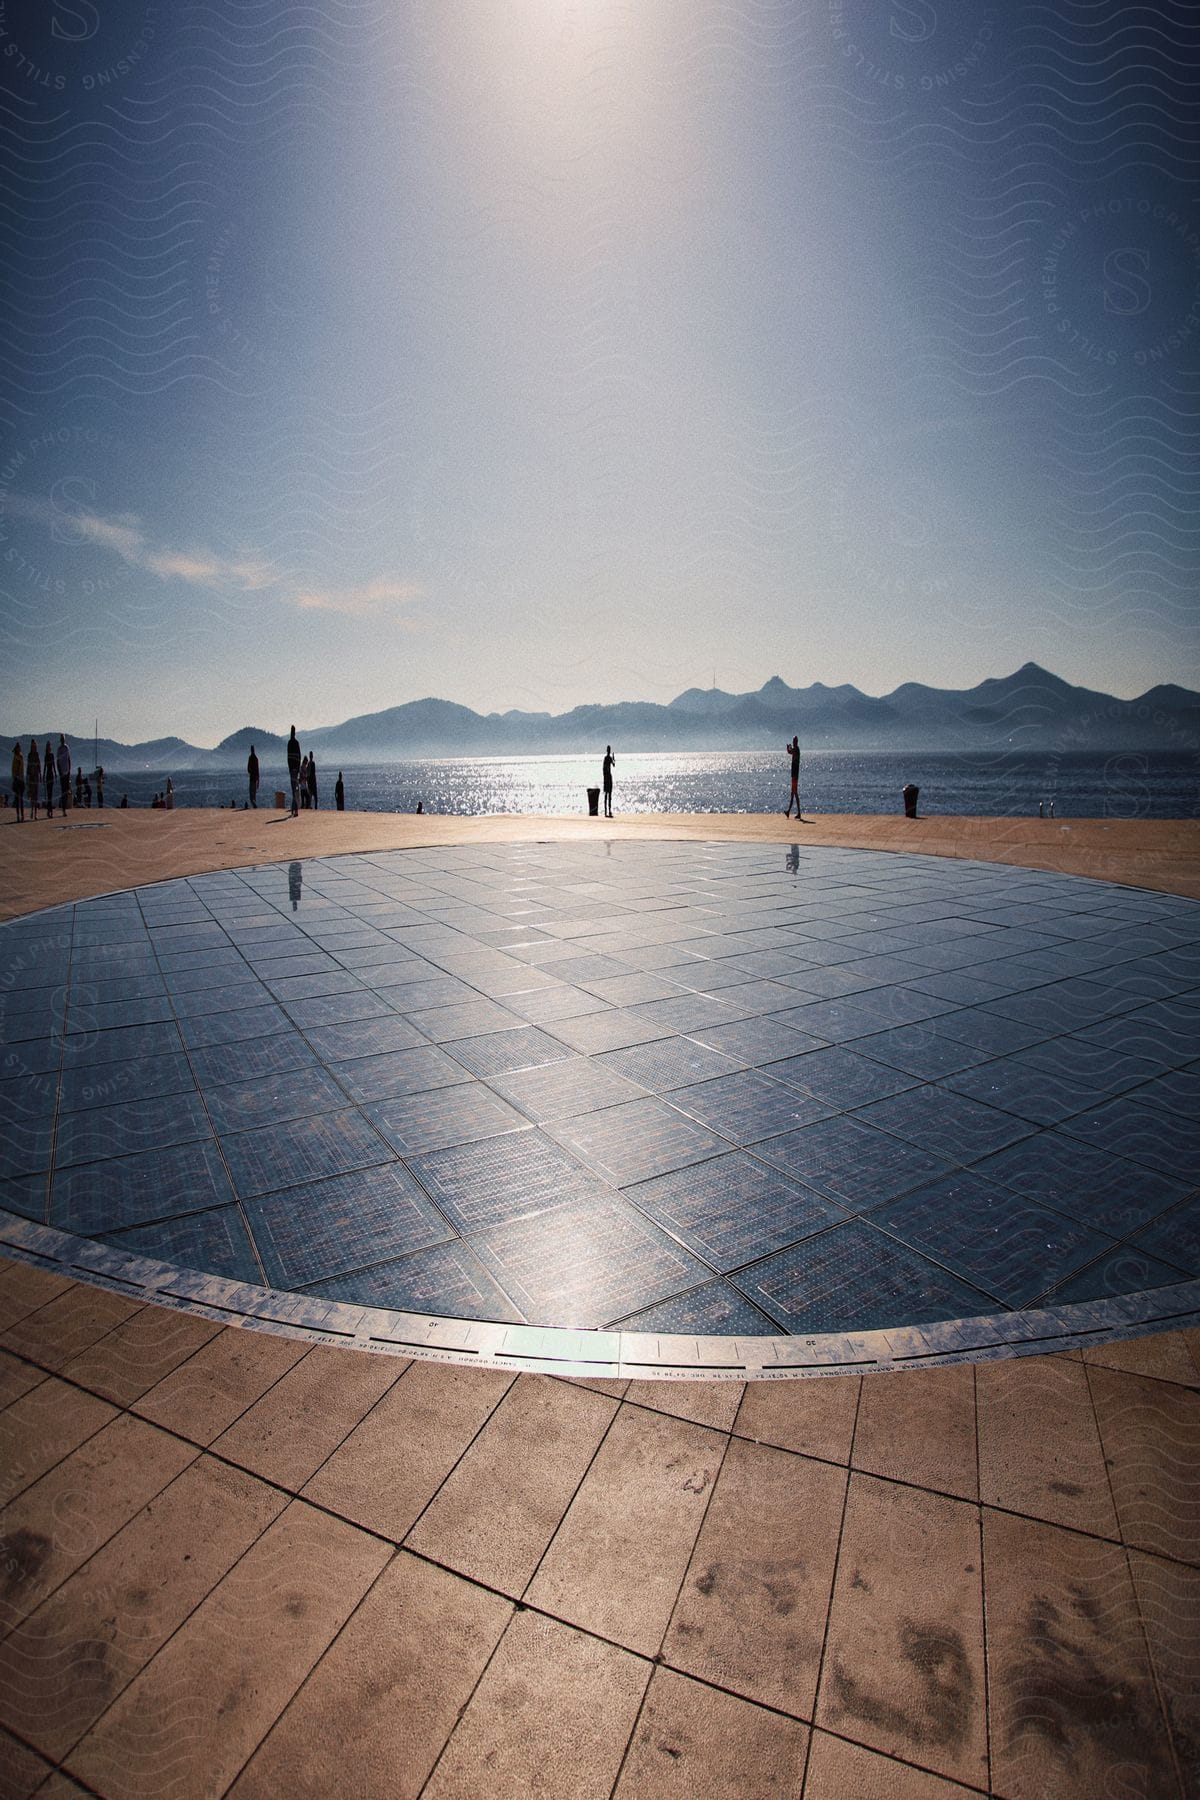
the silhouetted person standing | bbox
[335,771,344,811]
[74,768,83,807]
[57,737,71,815]
[95,765,104,808]
[307,754,318,810]
[43,740,54,816]
[784,735,805,820]
[247,744,259,808]
[287,725,301,816]
[26,740,40,821]
[11,743,24,821]
[602,745,615,818]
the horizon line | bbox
[8,658,1198,753]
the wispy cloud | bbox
[1,494,421,616]
[292,577,423,617]
[2,494,276,590]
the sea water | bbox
[97,750,1198,818]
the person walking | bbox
[43,740,54,817]
[26,740,40,821]
[287,726,301,816]
[247,743,259,808]
[307,754,318,810]
[11,742,25,821]
[56,736,71,815]
[602,745,615,818]
[784,735,805,820]
[299,754,310,808]
[165,776,174,810]
[335,770,345,811]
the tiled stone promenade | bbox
[2,810,1198,1798]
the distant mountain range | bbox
[7,664,1198,770]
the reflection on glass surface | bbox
[1,842,1197,1351]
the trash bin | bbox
[275,790,286,810]
[586,787,600,816]
[902,783,919,819]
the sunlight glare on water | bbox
[105,750,1198,819]
[417,752,773,816]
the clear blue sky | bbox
[2,0,1197,744]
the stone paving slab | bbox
[1,1228,1198,1795]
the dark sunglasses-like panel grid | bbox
[1,841,1197,1336]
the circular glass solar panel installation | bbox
[1,842,1197,1364]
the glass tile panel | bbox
[220,1109,396,1198]
[8,844,1198,1342]
[732,1221,997,1334]
[473,1195,711,1328]
[246,1163,454,1287]
[103,1205,262,1285]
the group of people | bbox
[258,731,345,815]
[9,736,81,821]
[73,765,106,808]
[286,727,321,814]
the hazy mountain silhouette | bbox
[211,727,287,759]
[8,663,1197,768]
